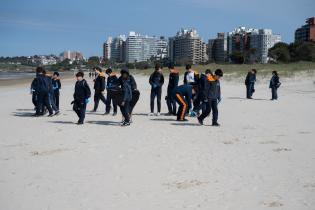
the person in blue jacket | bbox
[166,63,179,116]
[245,69,257,99]
[119,67,133,126]
[149,63,164,116]
[269,71,281,100]
[72,71,91,124]
[172,84,196,121]
[105,68,119,115]
[52,72,61,109]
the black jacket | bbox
[269,75,280,88]
[118,75,137,91]
[94,73,106,91]
[74,79,91,102]
[245,72,256,85]
[36,74,52,94]
[204,75,221,100]
[149,71,164,89]
[52,79,61,93]
[168,70,179,90]
[106,73,119,90]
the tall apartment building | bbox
[168,28,207,64]
[250,29,281,63]
[155,36,168,60]
[125,31,158,63]
[295,17,315,42]
[208,33,228,63]
[59,50,84,61]
[103,37,112,61]
[110,35,126,63]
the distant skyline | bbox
[0,0,314,57]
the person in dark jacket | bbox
[119,68,133,126]
[245,69,257,99]
[172,84,196,121]
[30,75,39,110]
[194,69,212,115]
[34,67,54,117]
[46,72,59,114]
[105,68,119,115]
[197,69,223,126]
[166,63,179,116]
[52,71,61,109]
[149,63,164,116]
[72,71,91,124]
[269,71,280,100]
[92,67,106,112]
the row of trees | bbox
[268,41,315,63]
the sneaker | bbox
[77,121,84,125]
[113,112,117,116]
[212,122,220,126]
[197,117,203,125]
[48,113,54,117]
[148,113,154,116]
[104,112,110,115]
[156,112,161,116]
[54,111,60,116]
[121,121,130,126]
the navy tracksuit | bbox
[73,79,91,123]
[269,75,280,100]
[52,79,61,109]
[118,75,138,115]
[245,72,256,98]
[93,73,106,111]
[120,79,132,123]
[31,77,38,108]
[172,85,192,121]
[198,75,221,124]
[166,70,179,115]
[149,71,164,113]
[35,74,54,116]
[105,73,119,114]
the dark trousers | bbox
[106,92,117,113]
[175,93,188,121]
[120,101,130,122]
[271,87,278,100]
[166,88,176,115]
[49,93,58,111]
[36,92,53,115]
[199,99,218,123]
[246,83,254,98]
[150,87,162,113]
[93,90,106,111]
[130,90,140,115]
[74,102,86,123]
[54,91,60,109]
[32,93,38,108]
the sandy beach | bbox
[0,73,315,210]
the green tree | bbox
[268,42,291,63]
[87,56,100,67]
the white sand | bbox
[0,75,315,210]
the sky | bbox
[0,0,314,57]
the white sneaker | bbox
[148,113,154,116]
[156,112,161,116]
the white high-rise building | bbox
[103,37,112,60]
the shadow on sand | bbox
[171,122,200,126]
[227,97,269,101]
[12,111,34,117]
[48,120,76,125]
[150,118,176,122]
[87,120,120,126]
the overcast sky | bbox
[0,0,314,57]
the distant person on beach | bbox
[183,64,200,112]
[34,67,54,117]
[197,69,223,126]
[149,63,164,116]
[89,72,92,78]
[269,71,281,100]
[173,84,196,121]
[92,67,106,112]
[245,69,257,99]
[45,71,59,115]
[105,68,118,116]
[72,71,91,124]
[119,68,133,126]
[166,63,179,116]
[52,72,61,109]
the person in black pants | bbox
[72,71,91,124]
[105,68,118,115]
[30,75,39,110]
[245,69,257,99]
[149,63,164,116]
[197,69,223,126]
[119,68,133,126]
[52,72,61,109]
[92,67,106,112]
[166,63,179,116]
[269,71,280,100]
[34,67,54,117]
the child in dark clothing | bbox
[105,68,119,115]
[269,71,281,100]
[149,63,164,116]
[245,69,257,99]
[172,84,196,121]
[72,72,91,124]
[166,63,179,116]
[119,68,132,126]
[52,72,61,109]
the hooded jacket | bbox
[204,75,221,100]
[74,79,91,102]
[106,73,119,90]
[168,69,179,90]
[94,72,106,91]
[149,70,164,88]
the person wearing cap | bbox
[148,63,164,116]
[166,63,179,116]
[92,67,106,112]
[105,68,119,115]
[52,71,61,109]
[72,71,91,124]
[197,69,223,126]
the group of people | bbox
[29,63,281,127]
[30,67,61,117]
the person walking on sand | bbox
[148,63,164,116]
[92,67,106,112]
[197,69,223,126]
[105,68,119,116]
[52,72,61,109]
[72,72,91,125]
[269,71,281,100]
[119,68,133,126]
[183,64,200,112]
[30,71,39,110]
[166,63,179,116]
[172,84,196,121]
[245,69,257,99]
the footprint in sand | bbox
[262,201,284,207]
[299,131,311,134]
[31,148,69,156]
[259,141,279,144]
[273,148,291,152]
[164,180,209,190]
